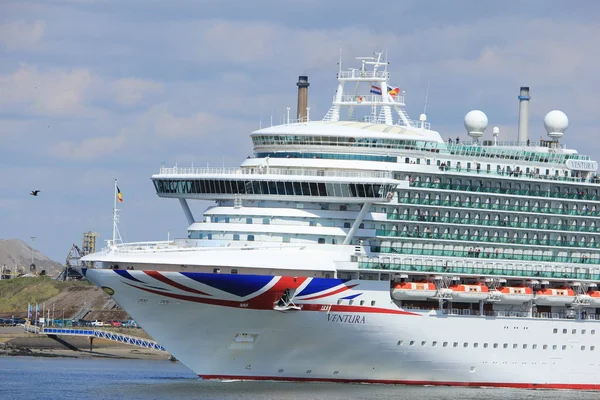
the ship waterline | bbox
[83,52,600,389]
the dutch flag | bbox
[370,85,382,95]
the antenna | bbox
[339,48,342,73]
[423,80,431,114]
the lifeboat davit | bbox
[489,286,533,304]
[447,283,489,302]
[534,288,575,306]
[391,281,437,301]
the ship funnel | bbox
[517,87,530,144]
[297,76,310,122]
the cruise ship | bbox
[83,52,600,389]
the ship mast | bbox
[111,179,122,247]
[322,51,414,127]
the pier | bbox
[23,325,166,352]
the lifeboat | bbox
[391,281,437,301]
[534,287,575,306]
[489,286,534,304]
[583,290,600,306]
[447,283,489,302]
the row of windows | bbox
[398,340,596,351]
[255,152,397,162]
[153,179,391,198]
[553,328,596,335]
[252,135,423,150]
[251,134,591,164]
[189,232,338,245]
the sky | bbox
[1,0,599,263]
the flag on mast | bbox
[117,186,123,203]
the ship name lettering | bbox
[327,314,366,324]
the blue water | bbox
[0,357,598,400]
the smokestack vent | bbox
[517,86,530,144]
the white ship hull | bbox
[86,268,600,389]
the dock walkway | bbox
[23,325,166,352]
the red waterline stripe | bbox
[199,375,600,390]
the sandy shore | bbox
[0,326,172,361]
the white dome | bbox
[464,110,488,139]
[544,110,568,140]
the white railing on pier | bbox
[156,166,394,180]
[39,327,167,351]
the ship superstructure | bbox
[83,53,600,389]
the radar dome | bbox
[464,110,488,140]
[543,110,568,140]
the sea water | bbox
[0,357,597,400]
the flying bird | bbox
[30,190,40,196]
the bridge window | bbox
[233,234,239,241]
[248,235,255,241]
[318,238,326,244]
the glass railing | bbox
[385,214,600,234]
[413,165,600,185]
[375,230,599,249]
[359,259,600,279]
[398,195,598,218]
[374,246,599,265]
[408,180,600,201]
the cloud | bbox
[49,135,127,160]
[0,64,93,116]
[112,77,163,106]
[0,20,45,51]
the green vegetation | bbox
[0,277,92,313]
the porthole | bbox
[409,341,415,346]
[306,370,312,374]
[278,369,284,373]
[333,371,339,375]
[553,328,558,334]
[421,341,427,346]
